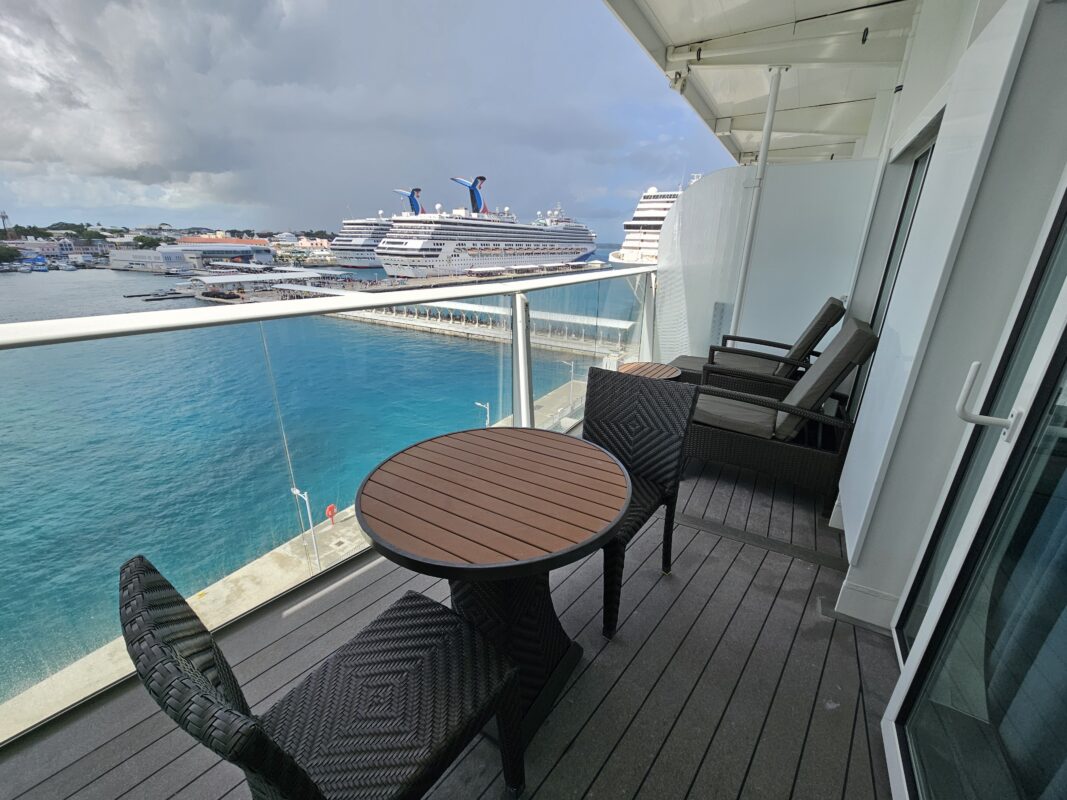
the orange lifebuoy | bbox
[325,503,337,524]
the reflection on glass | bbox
[528,272,650,430]
[905,369,1067,799]
[900,214,1067,651]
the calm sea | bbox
[0,250,633,701]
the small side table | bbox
[356,427,631,743]
[617,361,683,381]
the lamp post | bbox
[559,359,575,410]
[290,486,322,571]
[474,401,491,428]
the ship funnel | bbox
[450,175,489,215]
[393,188,422,214]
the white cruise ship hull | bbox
[376,210,596,279]
[608,249,657,267]
[331,251,383,268]
[330,218,392,269]
[380,243,596,278]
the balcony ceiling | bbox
[606,0,917,162]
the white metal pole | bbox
[730,65,788,336]
[511,292,535,427]
[559,360,575,409]
[291,487,321,572]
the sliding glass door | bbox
[885,187,1067,797]
[896,193,1067,654]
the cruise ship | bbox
[328,212,392,268]
[609,184,688,266]
[375,176,596,278]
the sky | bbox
[0,0,733,241]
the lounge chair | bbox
[582,367,698,638]
[670,296,846,384]
[119,556,526,800]
[686,318,877,505]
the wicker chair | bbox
[670,296,845,384]
[686,318,877,508]
[583,368,698,639]
[119,556,526,799]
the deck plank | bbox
[704,464,739,524]
[634,550,794,798]
[769,479,795,544]
[724,467,757,531]
[746,471,775,538]
[738,565,842,799]
[686,557,820,799]
[791,621,862,798]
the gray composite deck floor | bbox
[0,460,899,800]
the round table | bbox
[356,427,630,741]
[617,361,683,380]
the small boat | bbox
[60,263,78,271]
[18,265,32,273]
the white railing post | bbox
[638,272,657,361]
[731,64,788,336]
[511,292,535,427]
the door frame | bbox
[882,164,1067,797]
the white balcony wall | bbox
[653,167,750,362]
[837,0,1063,627]
[738,160,878,344]
[653,160,877,363]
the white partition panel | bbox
[653,167,750,363]
[654,160,875,364]
[740,160,878,343]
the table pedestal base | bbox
[450,573,581,743]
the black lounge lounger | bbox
[671,296,846,385]
[686,318,877,506]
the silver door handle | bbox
[956,361,1024,443]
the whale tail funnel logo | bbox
[393,188,422,214]
[450,176,488,214]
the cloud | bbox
[0,0,732,237]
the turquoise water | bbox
[0,252,636,701]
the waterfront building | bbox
[7,237,65,258]
[107,247,191,273]
[165,239,274,268]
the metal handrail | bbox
[0,265,656,351]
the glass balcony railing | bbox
[0,263,654,743]
[527,271,653,430]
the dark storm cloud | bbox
[0,0,730,237]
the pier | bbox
[278,283,637,357]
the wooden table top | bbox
[356,428,631,580]
[617,361,683,380]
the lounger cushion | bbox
[778,297,846,376]
[712,350,779,375]
[693,394,776,439]
[775,318,878,440]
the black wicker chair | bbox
[582,368,698,639]
[687,319,878,508]
[670,296,845,385]
[119,556,526,799]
